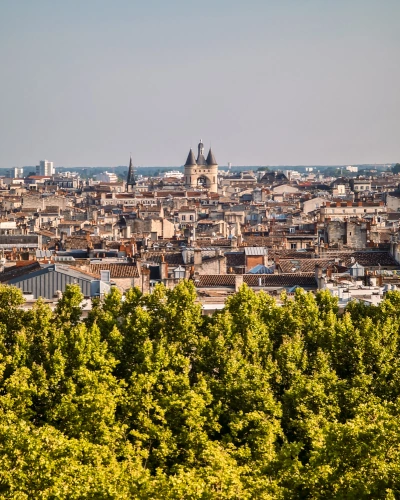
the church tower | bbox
[126,155,136,192]
[184,140,218,193]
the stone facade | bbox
[184,140,218,193]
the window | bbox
[190,215,193,221]
[182,215,186,221]
[100,270,110,282]
[291,243,297,249]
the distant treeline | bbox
[0,164,393,178]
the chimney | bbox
[141,265,150,294]
[315,264,323,289]
[263,250,268,267]
[160,253,168,280]
[194,248,202,268]
[136,257,142,275]
[235,274,243,292]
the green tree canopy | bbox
[2,282,400,498]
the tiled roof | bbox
[241,236,285,246]
[0,262,41,283]
[196,273,316,288]
[195,239,231,247]
[196,275,235,287]
[278,258,336,273]
[278,252,399,272]
[322,251,398,267]
[89,263,139,278]
[346,251,398,267]
[226,252,245,267]
[270,250,315,259]
[145,252,184,265]
[244,273,316,287]
[65,236,102,250]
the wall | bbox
[386,194,400,212]
[327,220,367,248]
[346,221,367,248]
[196,256,226,275]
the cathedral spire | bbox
[126,155,136,192]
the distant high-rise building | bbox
[8,167,24,178]
[36,160,54,176]
[184,140,218,193]
[126,155,136,192]
[96,171,119,183]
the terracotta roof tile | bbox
[89,263,139,278]
[145,252,184,265]
[196,273,316,288]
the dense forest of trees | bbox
[1,281,400,498]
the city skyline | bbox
[1,0,399,167]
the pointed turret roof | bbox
[185,148,197,166]
[196,139,207,165]
[206,148,217,165]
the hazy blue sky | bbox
[0,0,399,167]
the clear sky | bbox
[0,0,399,168]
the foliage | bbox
[2,282,400,497]
[391,163,400,174]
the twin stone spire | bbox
[185,140,217,167]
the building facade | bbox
[36,160,54,176]
[184,140,218,193]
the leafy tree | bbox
[2,280,400,497]
[391,163,400,174]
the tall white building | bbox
[8,167,24,178]
[96,171,119,183]
[36,160,54,176]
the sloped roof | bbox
[244,247,268,256]
[196,154,207,166]
[195,273,316,288]
[89,263,139,278]
[0,262,41,283]
[278,258,337,273]
[206,148,217,165]
[260,171,289,184]
[185,149,196,166]
[226,252,245,268]
[248,264,274,274]
[145,252,184,265]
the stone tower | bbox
[184,140,218,193]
